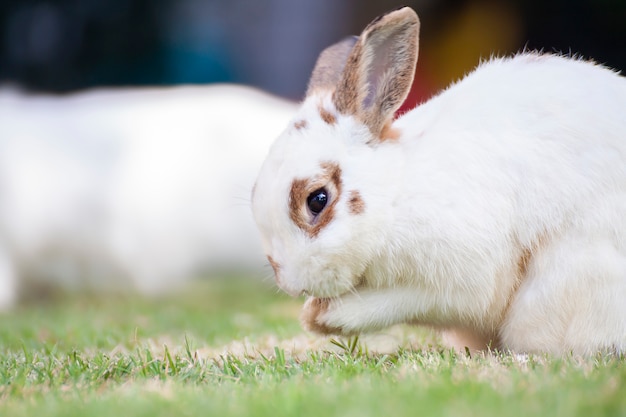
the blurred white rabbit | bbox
[252,7,626,354]
[0,84,297,309]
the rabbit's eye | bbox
[307,188,328,216]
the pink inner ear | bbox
[363,35,396,110]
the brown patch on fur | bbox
[318,105,337,125]
[347,190,365,215]
[294,120,308,130]
[289,178,310,233]
[267,255,281,283]
[320,161,342,185]
[310,162,342,236]
[288,161,343,238]
[300,297,343,335]
[379,122,401,141]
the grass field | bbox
[1,276,624,417]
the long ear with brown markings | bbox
[307,36,358,96]
[333,7,420,140]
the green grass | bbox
[1,276,624,417]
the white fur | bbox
[253,50,626,354]
[0,84,297,309]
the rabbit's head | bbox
[252,7,420,297]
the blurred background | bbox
[1,0,625,102]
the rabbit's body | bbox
[252,8,626,354]
[313,54,626,354]
[0,85,296,310]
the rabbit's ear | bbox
[307,36,358,95]
[333,7,420,140]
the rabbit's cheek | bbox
[301,260,361,298]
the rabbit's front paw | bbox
[300,297,347,335]
[301,295,371,336]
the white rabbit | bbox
[251,7,626,354]
[0,84,296,310]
